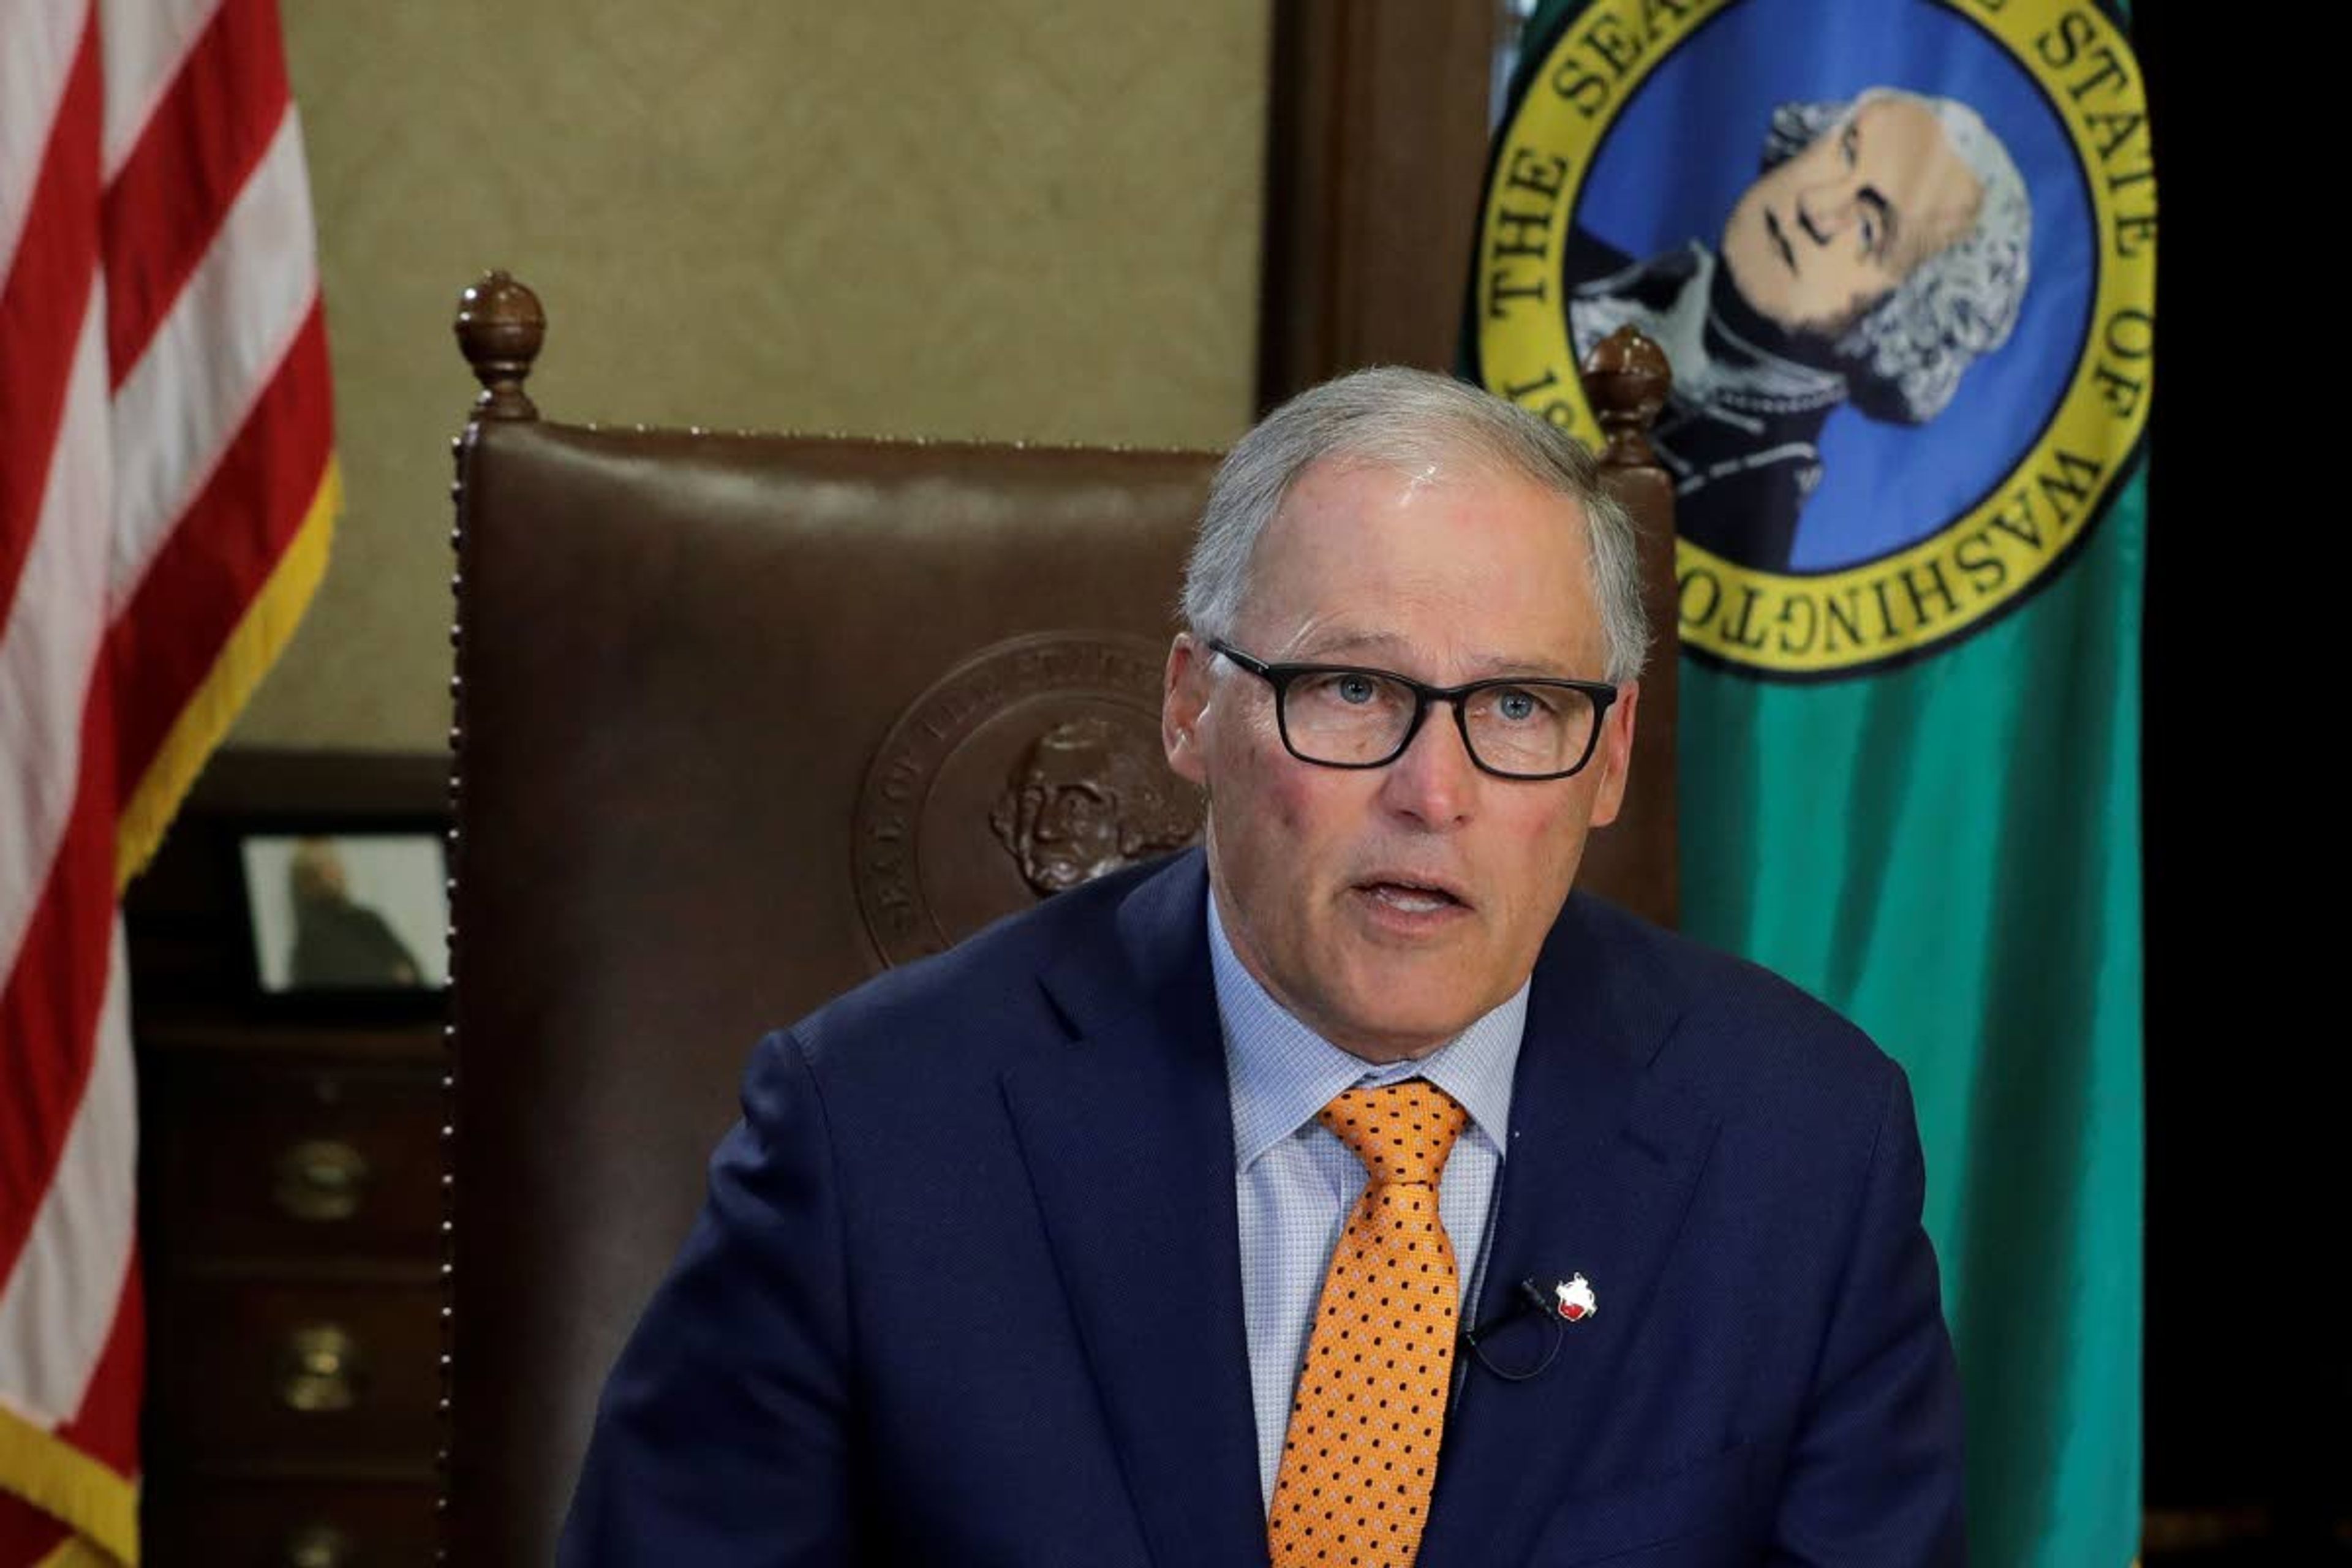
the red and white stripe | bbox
[2,0,334,1559]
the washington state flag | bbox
[1469,1,2152,1562]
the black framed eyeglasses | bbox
[1209,641,1618,782]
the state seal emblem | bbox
[1473,0,2153,678]
[851,633,1203,967]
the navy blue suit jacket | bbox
[560,850,1964,1565]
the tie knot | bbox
[1317,1080,1468,1188]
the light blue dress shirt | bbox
[1207,894,1527,1513]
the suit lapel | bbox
[999,853,1270,1568]
[1416,897,1721,1568]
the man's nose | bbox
[1796,176,1861,244]
[1378,704,1477,828]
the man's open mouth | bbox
[1357,878,1468,914]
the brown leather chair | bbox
[441,271,1679,1562]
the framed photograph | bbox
[238,831,449,995]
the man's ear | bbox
[1163,633,1213,786]
[1585,680,1639,828]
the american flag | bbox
[1,0,335,1558]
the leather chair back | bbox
[441,273,1678,1562]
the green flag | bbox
[1470,2,2150,1562]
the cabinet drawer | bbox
[143,1054,441,1263]
[143,1477,436,1567]
[146,1277,440,1469]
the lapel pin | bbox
[1553,1273,1597,1322]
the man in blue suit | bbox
[560,368,1966,1564]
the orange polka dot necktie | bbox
[1267,1080,1470,1568]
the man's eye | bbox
[1494,688,1551,723]
[1336,674,1378,704]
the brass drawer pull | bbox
[284,1523,355,1568]
[273,1139,371,1222]
[276,1323,366,1412]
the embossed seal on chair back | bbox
[855,632,1202,965]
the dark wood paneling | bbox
[1258,0,1507,407]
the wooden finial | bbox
[454,270,544,422]
[1581,324,1672,467]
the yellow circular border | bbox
[1476,0,2155,676]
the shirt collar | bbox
[1208,891,1525,1172]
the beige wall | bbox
[235,1,1271,751]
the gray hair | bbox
[1181,368,1651,684]
[1763,88,2032,424]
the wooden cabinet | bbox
[124,751,447,1566]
